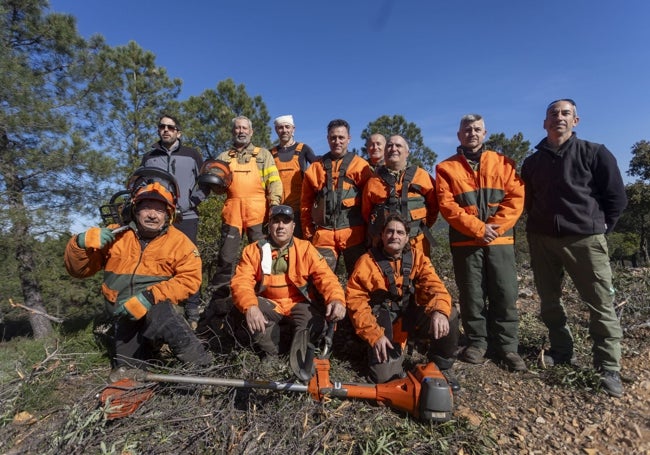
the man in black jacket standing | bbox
[141,114,207,328]
[521,99,627,397]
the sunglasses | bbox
[158,124,178,131]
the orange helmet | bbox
[198,159,232,194]
[132,182,176,213]
[128,167,180,222]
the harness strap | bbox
[377,165,436,246]
[271,143,304,158]
[322,151,356,220]
[369,247,413,313]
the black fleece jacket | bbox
[521,133,627,236]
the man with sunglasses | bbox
[141,114,207,328]
[521,99,628,397]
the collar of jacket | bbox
[154,139,181,154]
[536,132,577,157]
[129,220,170,241]
[269,236,294,251]
[228,143,257,162]
[456,144,485,158]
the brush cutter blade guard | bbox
[99,378,156,420]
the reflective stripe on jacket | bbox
[64,225,202,314]
[346,247,451,346]
[436,149,524,247]
[232,237,345,316]
[216,143,283,206]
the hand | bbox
[118,292,153,321]
[185,306,201,331]
[429,311,450,340]
[373,336,395,364]
[77,227,116,249]
[325,300,346,322]
[246,305,268,334]
[482,223,500,244]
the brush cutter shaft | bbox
[141,373,309,393]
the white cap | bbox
[273,115,294,126]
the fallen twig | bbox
[625,321,650,332]
[8,298,63,323]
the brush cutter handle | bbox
[319,322,336,359]
[138,372,309,393]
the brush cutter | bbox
[99,323,453,421]
[99,359,453,422]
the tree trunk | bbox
[2,130,53,338]
[640,215,649,264]
[16,240,53,338]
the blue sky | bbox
[51,0,648,181]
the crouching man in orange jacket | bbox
[64,178,212,378]
[231,205,346,376]
[346,214,460,391]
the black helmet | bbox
[198,159,232,194]
[99,167,181,226]
[127,167,179,204]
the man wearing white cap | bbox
[271,114,317,238]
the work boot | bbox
[598,369,623,398]
[459,346,486,364]
[501,351,527,372]
[441,369,461,394]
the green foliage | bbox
[0,324,107,425]
[90,41,182,179]
[0,0,123,336]
[614,182,650,262]
[0,0,117,227]
[196,195,225,281]
[181,78,272,158]
[484,132,533,168]
[628,140,650,181]
[607,232,640,261]
[0,231,103,340]
[543,364,601,393]
[361,115,438,172]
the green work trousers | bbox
[527,233,622,371]
[451,244,519,353]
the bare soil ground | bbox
[1,266,648,454]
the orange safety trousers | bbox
[223,158,267,232]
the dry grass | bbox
[1,265,648,454]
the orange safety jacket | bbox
[64,224,202,315]
[362,165,438,239]
[301,152,371,239]
[435,148,524,247]
[271,143,304,210]
[216,144,283,228]
[231,237,345,316]
[346,247,451,347]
